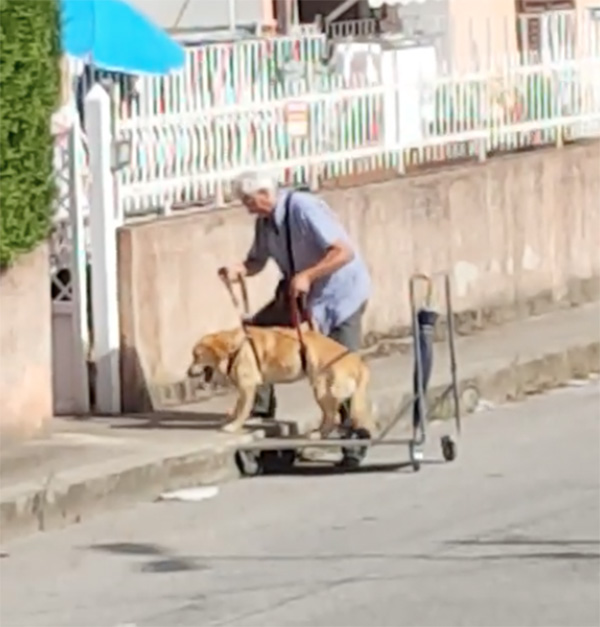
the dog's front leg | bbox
[222,386,256,433]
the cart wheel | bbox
[408,442,422,472]
[441,436,457,462]
[260,449,296,474]
[235,450,263,477]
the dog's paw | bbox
[307,430,323,441]
[221,422,239,434]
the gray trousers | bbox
[250,293,366,419]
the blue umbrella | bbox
[60,0,185,75]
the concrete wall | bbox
[0,244,53,444]
[118,142,600,411]
[450,0,518,71]
[576,0,600,57]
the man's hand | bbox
[289,270,311,298]
[218,263,246,283]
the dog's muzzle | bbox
[187,363,214,384]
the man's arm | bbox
[294,193,354,283]
[243,218,269,277]
[221,219,268,280]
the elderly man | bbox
[220,172,372,462]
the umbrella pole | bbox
[410,275,438,445]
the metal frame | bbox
[235,273,461,475]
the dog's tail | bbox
[349,364,376,436]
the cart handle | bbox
[218,269,251,321]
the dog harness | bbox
[225,334,262,377]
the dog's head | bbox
[186,329,243,386]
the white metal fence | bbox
[69,10,599,125]
[327,18,378,39]
[114,56,600,216]
[115,33,327,118]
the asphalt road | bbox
[1,381,599,627]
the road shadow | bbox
[253,455,448,478]
[85,541,600,572]
[87,542,207,574]
[266,460,415,477]
[421,549,600,562]
[446,538,600,548]
[109,411,303,436]
[109,410,228,431]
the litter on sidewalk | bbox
[157,486,219,502]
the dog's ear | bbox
[205,329,245,360]
[201,330,244,377]
[191,342,204,363]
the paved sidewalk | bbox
[1,303,598,542]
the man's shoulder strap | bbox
[283,191,296,276]
[282,186,312,276]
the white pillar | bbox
[227,0,236,32]
[68,122,90,414]
[85,84,121,414]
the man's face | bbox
[241,190,273,216]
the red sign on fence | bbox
[285,101,309,138]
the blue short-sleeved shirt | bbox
[245,189,371,335]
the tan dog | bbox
[187,325,375,439]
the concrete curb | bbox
[373,341,600,430]
[0,443,241,543]
[1,341,598,543]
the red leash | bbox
[289,293,314,371]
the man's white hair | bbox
[233,171,277,199]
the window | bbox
[516,0,576,62]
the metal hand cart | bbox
[234,273,461,477]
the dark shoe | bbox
[250,393,277,419]
[251,409,276,419]
[338,452,364,469]
[338,427,370,469]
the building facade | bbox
[128,0,274,32]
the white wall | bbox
[128,0,266,31]
[394,0,451,66]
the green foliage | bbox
[0,0,61,268]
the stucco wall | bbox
[450,0,519,71]
[0,244,53,444]
[118,142,600,411]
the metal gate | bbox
[50,122,91,415]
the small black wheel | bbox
[339,427,370,469]
[408,443,423,472]
[260,449,297,474]
[235,450,263,477]
[441,436,457,462]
